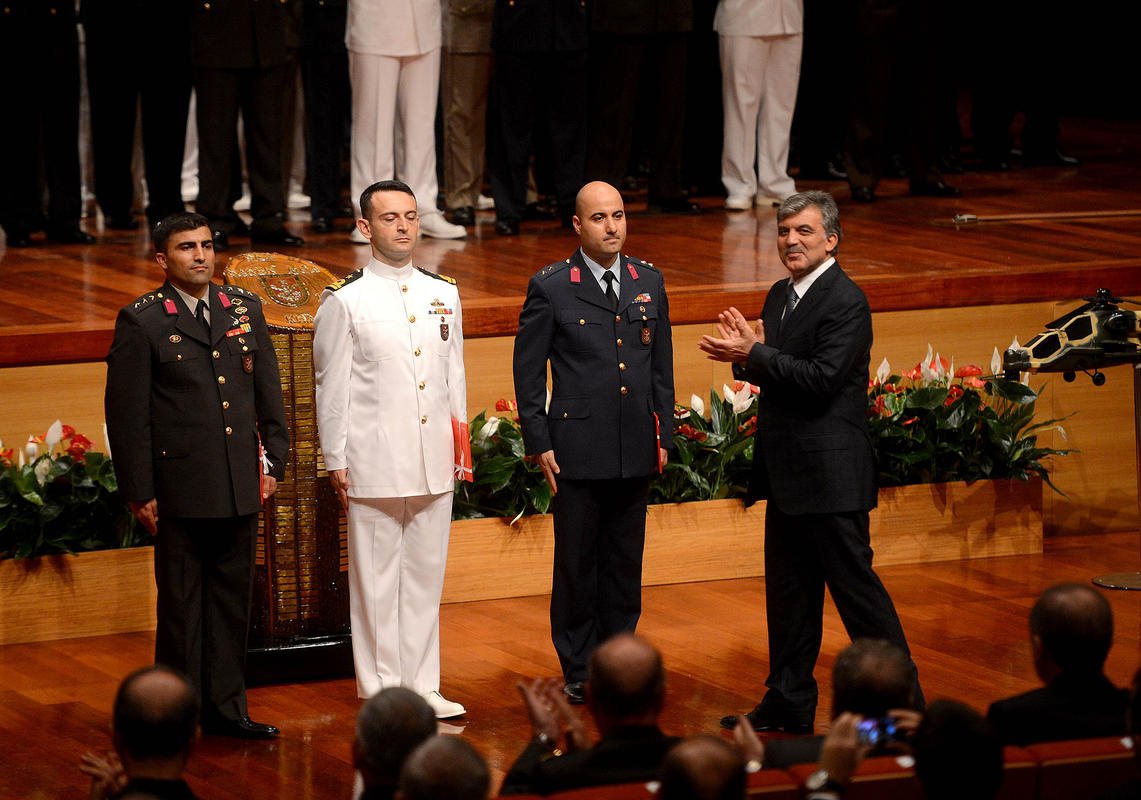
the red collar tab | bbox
[570,266,581,283]
[217,291,231,308]
[163,298,178,315]
[627,262,639,280]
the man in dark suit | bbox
[699,190,920,734]
[513,181,675,703]
[987,583,1129,746]
[105,212,288,739]
[500,633,679,795]
[191,0,303,250]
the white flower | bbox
[1009,336,1020,351]
[991,347,1003,376]
[876,358,891,385]
[34,458,50,486]
[45,419,63,449]
[103,423,113,461]
[1056,425,1068,441]
[933,351,946,379]
[474,416,500,445]
[731,390,753,415]
[689,394,705,418]
[924,343,934,367]
[18,449,26,468]
[25,437,38,463]
[920,360,938,383]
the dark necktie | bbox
[602,271,619,311]
[780,285,798,332]
[195,299,210,339]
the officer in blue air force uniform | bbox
[105,212,289,740]
[513,181,675,703]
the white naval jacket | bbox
[346,0,441,57]
[313,258,467,498]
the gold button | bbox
[420,416,427,424]
[418,381,426,390]
[401,284,408,292]
[616,338,623,347]
[218,376,226,384]
[212,350,220,358]
[50,6,57,13]
[157,292,164,298]
[615,315,621,322]
[203,1,209,7]
[225,427,233,435]
[643,315,647,321]
[563,412,568,419]
[238,337,246,343]
[621,386,628,395]
[242,346,248,352]
[579,319,585,325]
[222,401,230,409]
[640,305,645,312]
[176,354,182,360]
[161,450,167,456]
[619,362,626,371]
[414,347,421,356]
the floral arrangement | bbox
[867,345,1072,491]
[0,421,145,560]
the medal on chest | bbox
[440,321,450,341]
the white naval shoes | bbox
[418,211,467,239]
[755,195,784,208]
[476,194,495,211]
[423,690,466,719]
[350,226,369,244]
[725,194,753,211]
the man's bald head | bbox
[574,181,623,219]
[112,665,199,761]
[587,633,665,721]
[1030,583,1114,674]
[572,182,626,268]
[659,736,746,800]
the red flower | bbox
[964,376,986,389]
[884,383,900,393]
[731,380,746,393]
[737,415,757,434]
[494,398,517,412]
[66,433,93,462]
[904,365,922,380]
[676,424,708,442]
[931,355,950,372]
[943,384,964,407]
[902,416,918,426]
[61,424,76,440]
[0,447,14,468]
[954,365,983,378]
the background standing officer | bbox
[105,212,289,739]
[313,179,471,718]
[512,181,675,704]
[699,190,921,734]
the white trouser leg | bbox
[349,51,400,219]
[347,492,452,699]
[395,48,442,216]
[755,33,802,201]
[719,34,763,202]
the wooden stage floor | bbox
[2,530,1140,800]
[1,116,1141,367]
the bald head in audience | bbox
[113,665,200,775]
[398,736,490,800]
[1030,582,1114,679]
[659,736,746,800]
[354,687,438,791]
[587,633,666,728]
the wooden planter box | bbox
[0,478,1041,644]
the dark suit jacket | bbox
[987,671,1130,747]
[733,263,877,514]
[491,0,588,52]
[591,0,693,34]
[500,725,679,795]
[105,282,288,519]
[513,250,675,480]
[190,0,295,69]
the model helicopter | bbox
[1002,288,1141,385]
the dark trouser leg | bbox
[85,31,139,221]
[488,50,534,223]
[585,33,642,187]
[595,476,650,640]
[194,67,241,228]
[140,60,191,223]
[648,33,687,203]
[154,517,207,701]
[240,63,289,231]
[762,503,825,713]
[303,47,350,219]
[540,50,587,213]
[201,514,257,722]
[550,478,601,683]
[43,22,83,229]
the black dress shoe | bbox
[203,716,280,740]
[563,681,586,705]
[106,215,140,231]
[720,706,814,735]
[449,206,475,227]
[909,179,960,198]
[851,186,876,203]
[310,216,334,234]
[251,228,305,247]
[979,157,1011,172]
[938,151,965,175]
[1023,148,1081,167]
[796,158,848,180]
[212,229,230,251]
[522,202,557,221]
[230,218,251,236]
[4,228,32,248]
[649,198,703,215]
[46,225,95,244]
[495,218,520,236]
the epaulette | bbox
[129,289,169,313]
[626,255,660,273]
[326,269,364,292]
[417,266,457,285]
[221,284,263,303]
[537,261,570,281]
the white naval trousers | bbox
[347,491,453,699]
[349,48,442,218]
[719,33,803,204]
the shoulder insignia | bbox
[626,255,660,273]
[537,261,569,281]
[130,289,168,313]
[416,266,457,285]
[326,269,364,292]
[222,284,263,303]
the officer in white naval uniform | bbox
[313,179,471,717]
[346,0,465,241]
